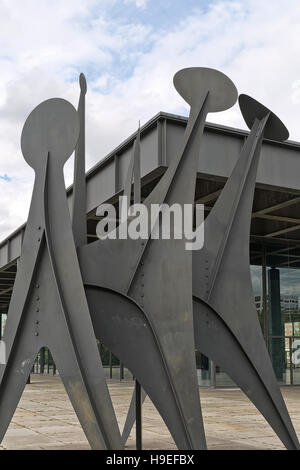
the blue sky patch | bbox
[0,174,12,182]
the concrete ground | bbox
[0,374,299,450]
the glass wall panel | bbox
[196,351,210,387]
[267,255,300,385]
[251,264,265,336]
[215,367,235,387]
[292,335,300,384]
[1,313,7,338]
[214,257,300,387]
[268,336,290,385]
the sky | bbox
[1,0,300,241]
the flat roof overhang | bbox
[1,111,300,307]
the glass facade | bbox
[195,351,211,387]
[268,266,300,386]
[0,313,7,339]
[213,248,300,388]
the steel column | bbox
[135,381,142,450]
[262,245,268,344]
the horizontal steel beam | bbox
[195,190,222,204]
[277,258,300,267]
[253,196,300,217]
[264,224,300,238]
[251,234,300,246]
[0,287,13,296]
[255,214,300,224]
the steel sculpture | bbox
[0,67,299,452]
[192,95,299,450]
[78,68,237,450]
[0,98,122,450]
[72,73,87,248]
[120,95,300,450]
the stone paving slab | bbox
[0,374,299,450]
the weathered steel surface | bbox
[72,73,87,248]
[120,96,299,451]
[1,68,298,452]
[192,95,299,450]
[0,98,122,450]
[80,68,237,449]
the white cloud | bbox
[124,0,149,8]
[1,0,300,240]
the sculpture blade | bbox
[193,110,299,450]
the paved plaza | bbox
[0,374,299,450]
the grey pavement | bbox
[0,374,299,450]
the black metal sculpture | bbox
[79,68,237,450]
[0,98,122,449]
[192,95,299,450]
[121,93,300,451]
[0,67,298,451]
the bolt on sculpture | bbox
[0,67,298,451]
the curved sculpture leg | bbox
[85,285,202,449]
[129,239,206,449]
[79,68,237,450]
[193,97,299,449]
[0,98,122,450]
[193,297,298,450]
[0,328,37,443]
[43,274,112,450]
[43,158,122,449]
[118,98,299,450]
[126,99,210,449]
[127,70,237,450]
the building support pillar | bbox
[262,246,268,345]
[40,347,45,374]
[120,362,124,381]
[268,268,285,380]
[109,351,112,379]
[210,360,216,388]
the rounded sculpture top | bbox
[79,73,87,95]
[239,94,289,142]
[173,67,238,112]
[21,98,80,171]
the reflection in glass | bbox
[0,313,7,339]
[196,351,211,387]
[266,263,300,385]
